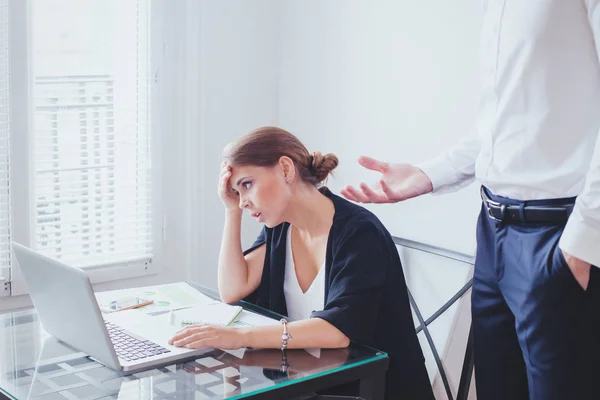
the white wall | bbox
[189,0,281,286]
[278,0,483,253]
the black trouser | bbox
[473,188,600,400]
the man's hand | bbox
[340,156,433,204]
[562,249,592,290]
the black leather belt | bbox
[481,188,574,224]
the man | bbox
[341,1,600,399]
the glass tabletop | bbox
[0,282,387,399]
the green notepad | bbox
[175,302,243,327]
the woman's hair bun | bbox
[311,151,339,182]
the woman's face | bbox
[229,163,291,228]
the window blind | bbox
[0,0,10,278]
[31,0,152,268]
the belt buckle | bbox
[486,200,506,222]
[481,187,506,222]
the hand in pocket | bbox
[561,249,591,291]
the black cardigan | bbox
[243,188,434,399]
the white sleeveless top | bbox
[283,226,325,321]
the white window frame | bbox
[7,0,166,296]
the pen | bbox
[169,310,175,326]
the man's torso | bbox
[476,0,600,200]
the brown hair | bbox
[223,126,339,186]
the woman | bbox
[169,127,433,399]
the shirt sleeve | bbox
[416,132,481,195]
[243,226,267,256]
[560,0,600,268]
[311,222,388,344]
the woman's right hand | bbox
[218,161,241,211]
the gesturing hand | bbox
[340,156,433,204]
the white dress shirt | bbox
[283,227,325,321]
[419,0,600,268]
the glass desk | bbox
[0,283,388,400]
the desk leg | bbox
[359,373,385,400]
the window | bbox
[4,0,157,296]
[31,0,152,268]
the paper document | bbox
[172,303,243,327]
[95,282,218,314]
[232,310,280,327]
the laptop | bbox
[11,242,210,373]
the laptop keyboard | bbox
[105,321,171,362]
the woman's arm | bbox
[216,161,266,303]
[169,317,350,350]
[245,318,350,349]
[217,209,266,303]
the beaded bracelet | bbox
[280,318,292,350]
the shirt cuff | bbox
[559,205,600,268]
[417,156,462,195]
